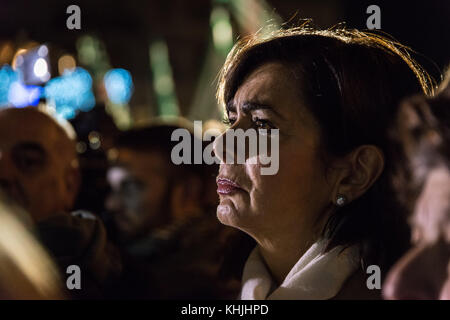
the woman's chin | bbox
[216,198,244,227]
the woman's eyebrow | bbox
[226,100,285,120]
[241,101,285,120]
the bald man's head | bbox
[0,107,80,222]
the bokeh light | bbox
[33,58,48,77]
[0,42,14,65]
[149,40,179,116]
[0,65,19,106]
[1,64,43,108]
[7,82,42,107]
[58,55,76,75]
[11,49,27,70]
[211,7,233,54]
[44,67,95,119]
[103,68,134,104]
[37,45,48,57]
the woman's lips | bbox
[216,177,244,195]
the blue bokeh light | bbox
[0,65,42,108]
[8,82,42,107]
[104,68,133,104]
[44,67,96,119]
[0,65,19,106]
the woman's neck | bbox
[252,207,332,285]
[257,234,316,285]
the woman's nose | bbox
[213,121,256,165]
[213,129,237,164]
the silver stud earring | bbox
[336,194,347,207]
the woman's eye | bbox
[253,118,274,130]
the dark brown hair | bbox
[217,24,437,273]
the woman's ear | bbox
[333,145,385,204]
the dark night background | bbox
[0,0,448,120]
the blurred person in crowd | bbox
[0,107,122,299]
[383,71,450,300]
[70,103,120,216]
[213,24,435,300]
[0,107,79,222]
[0,192,63,299]
[105,122,239,298]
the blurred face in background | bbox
[0,108,79,222]
[384,166,450,299]
[384,94,450,300]
[106,148,171,242]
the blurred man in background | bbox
[0,107,79,221]
[105,122,239,298]
[106,124,216,251]
[0,107,122,299]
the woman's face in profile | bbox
[214,62,335,242]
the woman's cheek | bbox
[246,164,285,216]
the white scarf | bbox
[239,239,360,300]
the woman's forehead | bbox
[233,63,299,107]
[231,62,318,131]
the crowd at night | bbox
[0,0,449,306]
